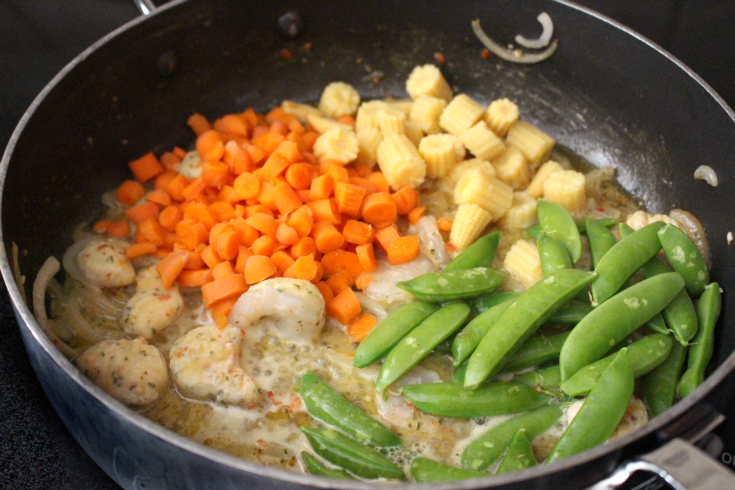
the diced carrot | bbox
[323,164,349,184]
[200,245,223,269]
[290,256,317,281]
[178,269,213,288]
[209,201,236,222]
[245,143,266,165]
[311,221,344,253]
[355,274,373,290]
[342,220,374,245]
[255,181,278,210]
[354,164,372,178]
[115,180,145,206]
[348,177,377,195]
[125,242,157,258]
[387,235,421,265]
[275,140,301,163]
[309,174,334,201]
[183,250,205,269]
[231,218,259,246]
[187,113,212,135]
[287,205,314,238]
[407,206,426,225]
[296,189,311,203]
[272,181,302,216]
[246,213,277,237]
[159,152,182,172]
[356,244,378,273]
[93,220,111,233]
[374,224,400,253]
[290,237,317,259]
[322,250,364,281]
[242,108,258,128]
[315,281,334,303]
[126,201,160,225]
[326,288,362,325]
[172,146,187,159]
[437,217,453,232]
[233,172,260,201]
[245,255,277,284]
[368,172,390,193]
[251,235,276,256]
[271,250,295,272]
[175,219,209,249]
[128,152,164,183]
[107,219,131,238]
[220,114,249,137]
[183,202,216,229]
[196,130,224,161]
[299,131,319,152]
[210,297,240,329]
[275,222,299,246]
[326,273,352,295]
[334,182,366,217]
[182,177,207,202]
[218,185,238,205]
[348,313,378,342]
[155,250,188,289]
[269,119,289,135]
[285,163,313,190]
[201,274,247,307]
[202,160,230,187]
[155,170,178,192]
[135,218,167,246]
[216,228,241,261]
[361,192,397,225]
[211,260,234,279]
[308,198,341,224]
[391,186,418,215]
[166,174,189,202]
[261,153,291,182]
[223,140,252,175]
[234,246,253,274]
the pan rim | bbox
[1,0,734,488]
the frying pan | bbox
[2,0,735,488]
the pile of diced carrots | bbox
[94,106,426,339]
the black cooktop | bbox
[1,1,734,489]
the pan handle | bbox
[132,0,156,16]
[589,438,735,490]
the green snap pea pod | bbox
[546,350,634,464]
[560,272,685,381]
[591,221,666,305]
[461,405,563,470]
[299,371,401,447]
[354,301,438,368]
[396,267,505,302]
[464,269,596,389]
[537,201,583,263]
[658,224,710,297]
[453,297,517,367]
[560,334,673,396]
[495,430,536,475]
[472,291,521,313]
[454,361,469,383]
[548,301,593,324]
[375,302,470,393]
[501,331,571,373]
[642,342,688,416]
[621,223,698,344]
[586,218,618,269]
[537,233,573,277]
[301,452,353,479]
[444,231,501,272]
[400,382,552,418]
[301,428,403,480]
[527,218,616,239]
[646,313,670,335]
[678,282,722,398]
[514,365,562,391]
[410,457,486,483]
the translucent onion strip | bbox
[33,257,77,359]
[472,19,558,64]
[515,12,554,49]
[694,165,718,187]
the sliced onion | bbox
[472,19,558,64]
[694,165,718,187]
[669,209,711,268]
[33,257,77,359]
[515,12,553,49]
[354,292,388,322]
[62,238,94,284]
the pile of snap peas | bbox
[298,201,722,482]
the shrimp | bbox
[363,254,436,309]
[76,337,168,407]
[169,323,261,406]
[227,278,325,344]
[121,266,184,339]
[76,238,135,287]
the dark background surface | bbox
[1,1,734,489]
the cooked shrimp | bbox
[76,337,168,407]
[169,323,261,406]
[227,278,325,343]
[363,254,437,309]
[121,266,183,339]
[76,238,135,287]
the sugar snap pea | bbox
[501,331,571,373]
[658,224,710,297]
[396,267,504,302]
[547,350,634,463]
[301,428,404,480]
[453,297,517,367]
[548,301,593,324]
[527,218,615,239]
[472,291,521,313]
[464,269,596,389]
[646,313,670,335]
[586,218,618,269]
[642,342,688,416]
[537,233,573,277]
[454,361,469,383]
[495,429,536,474]
[375,302,470,393]
[537,201,582,263]
[444,231,501,272]
[462,405,563,470]
[560,272,684,381]
[560,334,673,396]
[678,282,721,398]
[621,223,698,344]
[410,457,486,482]
[514,365,562,391]
[354,301,438,368]
[400,382,552,418]
[299,371,401,447]
[301,452,353,479]
[591,221,666,305]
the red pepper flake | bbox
[597,207,605,212]
[280,49,292,59]
[446,242,457,253]
[257,439,268,448]
[303,42,313,50]
[481,48,491,59]
[433,52,445,64]
[247,402,257,410]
